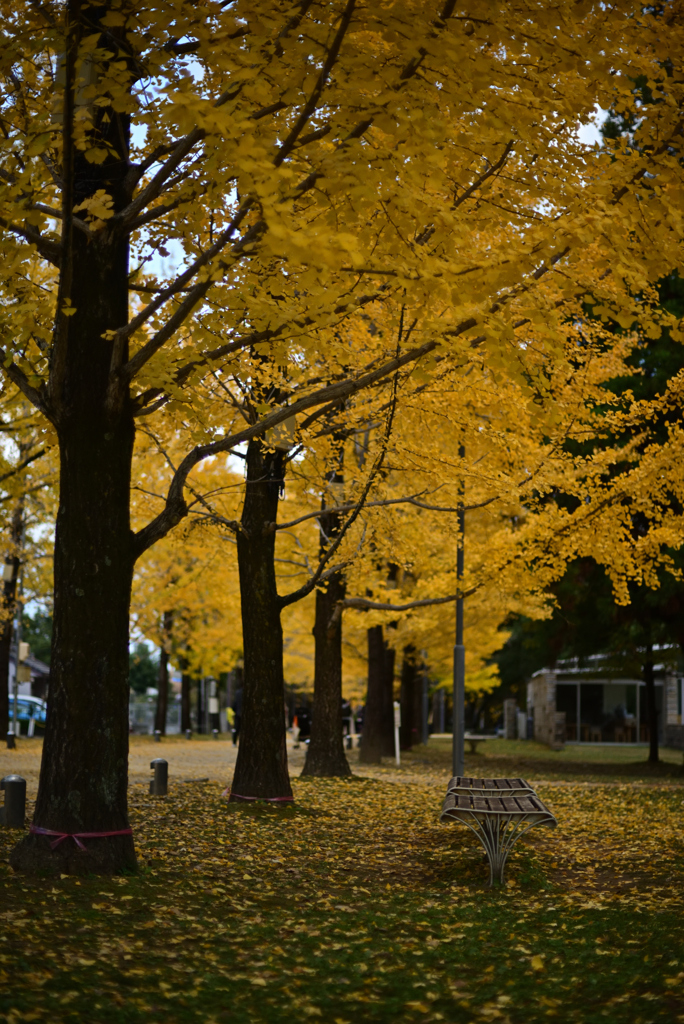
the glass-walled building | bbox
[527,656,683,746]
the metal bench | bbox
[441,776,557,886]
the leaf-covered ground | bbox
[2,739,684,1023]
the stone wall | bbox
[665,724,684,750]
[503,698,518,740]
[529,671,565,750]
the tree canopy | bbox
[0,0,683,872]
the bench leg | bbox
[470,816,534,887]
[479,818,508,886]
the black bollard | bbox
[185,729,192,740]
[154,730,162,743]
[0,774,26,827]
[149,758,168,796]
[346,735,353,750]
[212,729,219,740]
[6,732,15,750]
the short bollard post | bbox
[346,735,353,750]
[6,732,16,750]
[149,759,168,796]
[212,729,219,740]
[154,730,162,743]
[185,729,192,740]
[0,775,26,827]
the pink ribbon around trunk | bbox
[30,824,133,851]
[221,788,294,803]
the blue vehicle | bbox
[8,695,47,735]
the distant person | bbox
[232,688,243,745]
[341,699,352,736]
[295,706,311,743]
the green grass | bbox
[2,746,684,1023]
[402,737,684,782]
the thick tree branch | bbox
[132,331,433,559]
[340,590,477,614]
[269,490,498,532]
[0,446,47,485]
[0,218,61,266]
[130,288,387,415]
[114,204,259,381]
[114,83,242,229]
[0,350,49,416]
[274,0,356,167]
[277,314,405,608]
[453,141,515,209]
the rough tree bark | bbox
[154,610,173,736]
[359,625,387,764]
[10,6,136,874]
[0,499,23,738]
[230,439,292,800]
[302,473,351,777]
[643,642,659,764]
[399,645,417,751]
[302,569,350,777]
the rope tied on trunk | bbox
[29,825,133,851]
[221,788,294,803]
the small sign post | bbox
[393,701,401,766]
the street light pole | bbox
[12,584,23,740]
[452,445,465,779]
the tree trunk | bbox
[302,477,351,777]
[154,610,173,735]
[359,625,386,764]
[302,568,350,777]
[0,499,23,738]
[196,678,205,734]
[230,439,292,800]
[399,645,417,751]
[644,643,659,764]
[414,657,426,746]
[11,9,136,873]
[11,413,136,875]
[181,672,192,733]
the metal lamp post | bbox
[452,447,465,779]
[11,589,23,742]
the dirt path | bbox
[0,735,309,800]
[2,736,682,803]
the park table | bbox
[441,777,557,886]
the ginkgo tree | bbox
[292,297,647,768]
[0,0,682,874]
